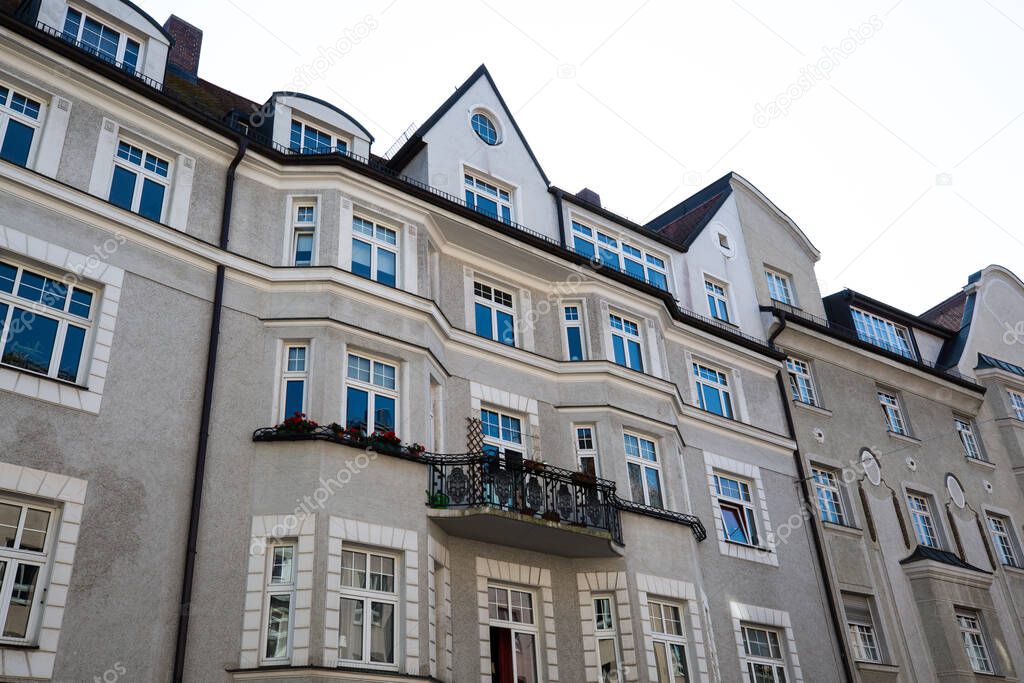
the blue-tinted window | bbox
[573,236,595,260]
[82,17,119,62]
[284,379,305,417]
[598,247,618,270]
[138,178,165,222]
[0,263,15,293]
[566,327,583,361]
[612,335,626,366]
[373,394,395,432]
[17,271,66,311]
[496,310,515,346]
[623,258,645,281]
[57,325,86,382]
[345,386,369,432]
[475,302,493,340]
[377,249,396,287]
[474,195,498,218]
[289,120,303,152]
[122,39,140,72]
[627,340,643,372]
[68,289,92,318]
[2,308,58,375]
[62,9,82,40]
[648,271,668,290]
[351,239,372,279]
[294,234,313,266]
[109,166,136,210]
[471,113,498,145]
[0,120,34,167]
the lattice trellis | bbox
[465,416,484,453]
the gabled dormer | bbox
[252,92,373,160]
[387,64,558,241]
[27,0,173,86]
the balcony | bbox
[426,452,624,557]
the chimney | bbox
[576,187,601,208]
[163,15,203,82]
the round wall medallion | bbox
[861,449,881,486]
[946,474,966,509]
[984,480,994,493]
[905,457,917,471]
[813,428,825,444]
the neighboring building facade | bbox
[0,2,1020,682]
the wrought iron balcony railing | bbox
[426,452,623,545]
[35,21,164,90]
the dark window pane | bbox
[69,289,93,318]
[0,263,14,293]
[612,335,626,366]
[475,303,493,340]
[566,327,583,360]
[573,236,595,259]
[122,39,140,72]
[3,563,39,638]
[346,386,369,432]
[474,195,498,218]
[283,379,304,416]
[352,239,372,279]
[628,462,644,503]
[62,8,82,39]
[2,309,58,374]
[627,340,644,372]
[0,120,34,167]
[109,166,136,210]
[648,271,668,290]
[374,394,395,433]
[377,249,396,287]
[57,325,86,382]
[138,178,165,221]
[624,258,645,280]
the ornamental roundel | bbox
[448,466,470,504]
[946,474,966,509]
[525,477,543,510]
[860,449,882,486]
[556,484,574,519]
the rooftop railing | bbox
[36,21,164,90]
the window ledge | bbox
[822,520,863,537]
[965,456,996,470]
[999,563,1024,577]
[853,661,899,674]
[886,431,921,446]
[723,538,773,553]
[0,642,39,651]
[792,400,832,417]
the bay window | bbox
[609,313,643,371]
[648,600,689,683]
[345,353,397,435]
[0,259,94,384]
[624,432,662,508]
[352,216,397,286]
[108,141,170,222]
[262,542,295,663]
[0,499,55,643]
[339,548,398,667]
[0,85,42,167]
[1010,390,1024,421]
[474,282,516,346]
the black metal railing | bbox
[427,451,623,545]
[36,21,164,90]
[765,303,979,386]
[612,498,708,541]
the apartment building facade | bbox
[0,1,1021,682]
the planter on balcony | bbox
[571,471,598,487]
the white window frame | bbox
[741,625,788,683]
[473,281,516,347]
[0,82,44,168]
[906,491,941,549]
[290,199,317,267]
[260,541,296,664]
[704,277,731,323]
[62,5,144,69]
[811,466,847,526]
[1009,389,1024,421]
[338,547,400,669]
[351,215,399,287]
[713,473,760,547]
[344,353,398,435]
[594,594,624,682]
[954,416,984,460]
[843,593,883,664]
[851,307,916,359]
[986,512,1021,569]
[561,302,587,361]
[956,610,994,674]
[764,268,794,305]
[573,424,599,476]
[570,220,669,290]
[289,117,349,154]
[481,407,526,458]
[464,170,514,223]
[786,357,818,407]
[609,312,644,372]
[693,362,734,419]
[624,431,663,508]
[487,584,539,682]
[109,139,171,222]
[0,257,97,385]
[0,497,58,646]
[877,390,909,435]
[278,342,309,421]
[647,599,689,683]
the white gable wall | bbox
[419,76,559,242]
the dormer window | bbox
[851,308,915,360]
[464,172,513,224]
[62,7,142,73]
[471,112,499,145]
[289,119,347,155]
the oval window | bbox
[471,112,499,145]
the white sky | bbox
[142,0,1024,313]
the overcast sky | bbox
[142,0,1024,313]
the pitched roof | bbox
[645,173,733,248]
[977,353,1024,377]
[899,545,989,573]
[385,64,550,185]
[920,290,967,332]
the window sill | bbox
[0,362,88,391]
[965,456,996,470]
[822,520,863,537]
[723,538,772,553]
[853,661,899,674]
[886,431,921,446]
[1000,562,1024,577]
[792,400,832,417]
[0,642,40,650]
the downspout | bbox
[173,136,249,682]
[553,189,567,248]
[769,312,855,682]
